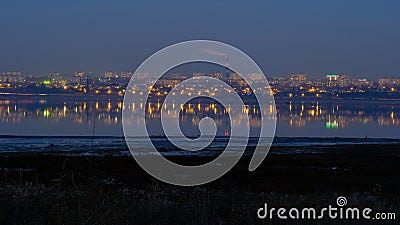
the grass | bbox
[0,181,398,225]
[1,144,399,224]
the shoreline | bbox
[2,93,400,102]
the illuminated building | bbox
[326,74,350,87]
[73,72,85,77]
[121,72,133,79]
[104,71,117,79]
[0,71,24,83]
[288,73,307,87]
[379,77,400,91]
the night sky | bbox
[1,0,399,79]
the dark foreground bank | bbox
[0,144,399,224]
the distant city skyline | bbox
[1,0,400,79]
[2,69,400,99]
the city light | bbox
[0,71,399,99]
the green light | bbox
[43,80,51,85]
[326,121,338,129]
[326,122,331,129]
[43,109,50,118]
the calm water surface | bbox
[0,97,399,138]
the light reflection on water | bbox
[0,98,399,138]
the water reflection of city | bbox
[0,99,399,132]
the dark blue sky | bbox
[1,0,399,79]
